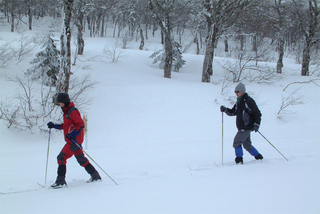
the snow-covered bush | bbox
[26,34,60,86]
[150,40,186,72]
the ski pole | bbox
[45,128,51,183]
[221,112,224,165]
[258,131,288,161]
[70,138,118,185]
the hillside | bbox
[0,18,319,214]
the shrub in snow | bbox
[0,73,97,132]
[277,88,304,121]
[103,39,124,63]
[14,34,37,65]
[218,41,279,83]
[0,41,14,67]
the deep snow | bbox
[0,18,319,214]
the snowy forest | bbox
[1,0,320,79]
[0,1,320,213]
[0,0,319,131]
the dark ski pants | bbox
[233,129,259,157]
[57,142,89,167]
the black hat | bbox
[56,93,70,104]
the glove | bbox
[47,122,54,128]
[252,124,259,132]
[66,129,79,140]
[47,122,61,129]
[220,106,227,112]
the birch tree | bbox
[57,0,74,94]
[291,0,320,76]
[273,0,288,74]
[73,0,90,55]
[201,0,251,82]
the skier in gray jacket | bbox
[220,82,263,164]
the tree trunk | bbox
[252,35,257,52]
[57,0,74,94]
[224,38,228,52]
[301,43,310,76]
[139,28,144,50]
[240,35,245,51]
[164,32,172,78]
[77,27,84,55]
[152,22,157,37]
[300,0,319,76]
[276,39,284,74]
[113,20,117,37]
[76,13,84,55]
[65,0,73,92]
[58,34,66,93]
[145,23,148,40]
[100,14,105,37]
[11,12,14,32]
[117,20,122,38]
[194,33,200,55]
[28,6,32,30]
[89,14,94,37]
[161,30,164,44]
[202,25,217,83]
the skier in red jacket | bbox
[48,92,101,188]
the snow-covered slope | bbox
[0,20,319,214]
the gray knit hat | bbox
[235,82,246,93]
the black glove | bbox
[47,122,61,129]
[220,106,227,112]
[47,122,54,129]
[252,124,259,132]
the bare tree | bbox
[103,39,124,63]
[6,0,17,32]
[0,41,14,67]
[1,73,97,131]
[148,0,190,79]
[272,0,288,74]
[14,34,37,64]
[73,0,87,55]
[219,40,276,83]
[201,0,251,82]
[277,88,304,121]
[291,0,320,76]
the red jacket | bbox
[61,102,84,144]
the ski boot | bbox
[88,171,102,183]
[85,163,102,182]
[255,154,263,160]
[51,176,67,188]
[235,157,243,165]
